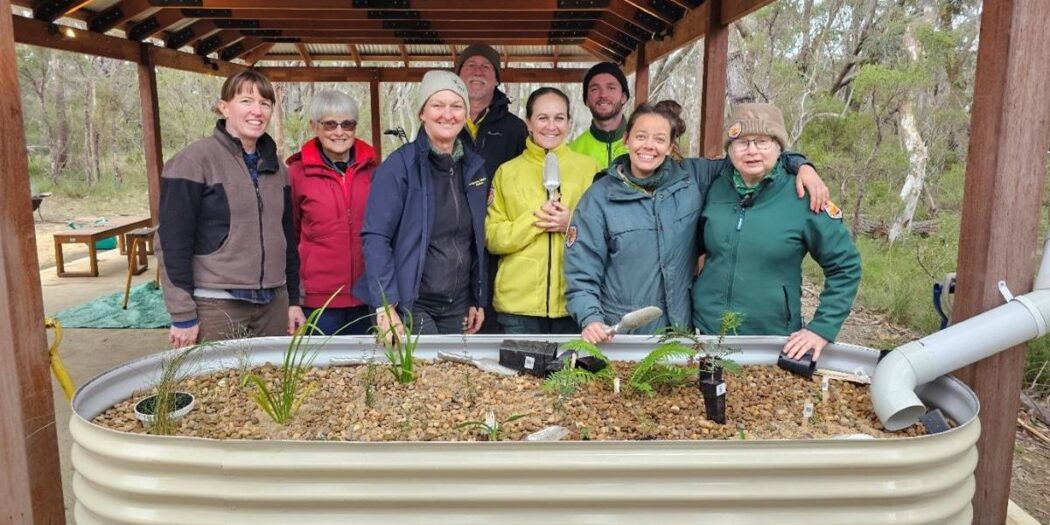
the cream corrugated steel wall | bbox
[71,336,981,525]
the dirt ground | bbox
[36,202,1048,524]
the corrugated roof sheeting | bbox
[305,43,348,55]
[356,44,401,55]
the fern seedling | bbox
[628,338,698,397]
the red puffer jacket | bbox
[287,137,377,308]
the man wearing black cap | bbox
[455,42,528,333]
[570,62,631,170]
[455,42,528,180]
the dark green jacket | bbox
[691,161,861,342]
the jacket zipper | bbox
[725,203,746,307]
[449,166,465,301]
[253,177,265,289]
[546,232,553,316]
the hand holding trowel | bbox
[581,306,663,344]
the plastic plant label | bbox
[613,377,621,394]
[716,382,727,396]
[821,376,830,391]
[524,356,535,370]
[803,402,814,418]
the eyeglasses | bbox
[320,120,357,131]
[731,137,775,152]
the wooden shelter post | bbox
[138,45,164,225]
[369,75,382,159]
[0,0,67,521]
[699,0,729,158]
[633,43,649,106]
[951,0,1050,522]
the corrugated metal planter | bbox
[71,335,980,525]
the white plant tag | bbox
[820,376,830,401]
[524,356,535,370]
[803,402,814,418]
[716,382,727,396]
[613,377,621,394]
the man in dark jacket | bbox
[456,42,529,332]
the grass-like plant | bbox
[456,410,530,441]
[245,297,334,424]
[147,345,199,436]
[375,294,419,384]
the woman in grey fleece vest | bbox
[158,70,304,348]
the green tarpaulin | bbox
[54,282,170,329]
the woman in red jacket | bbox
[287,90,377,335]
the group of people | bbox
[158,42,861,361]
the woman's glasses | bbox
[731,137,774,152]
[320,120,357,131]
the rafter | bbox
[257,53,595,64]
[294,42,312,67]
[125,9,183,41]
[347,43,361,67]
[257,66,587,83]
[85,0,154,33]
[242,41,274,65]
[162,19,221,49]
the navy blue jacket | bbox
[355,130,489,312]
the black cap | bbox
[582,62,630,103]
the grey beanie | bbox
[724,103,790,150]
[417,70,470,117]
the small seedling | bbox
[375,293,419,384]
[362,357,379,408]
[628,332,698,397]
[578,425,592,441]
[462,369,479,408]
[543,339,613,410]
[456,411,530,441]
[145,344,201,436]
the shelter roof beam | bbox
[85,0,154,33]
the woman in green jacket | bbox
[691,103,861,361]
[565,103,830,344]
[486,87,600,333]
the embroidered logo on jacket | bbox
[565,225,578,248]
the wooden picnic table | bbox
[53,217,152,277]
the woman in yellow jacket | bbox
[486,87,600,334]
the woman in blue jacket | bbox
[356,71,489,338]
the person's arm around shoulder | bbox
[281,177,305,335]
[563,186,612,344]
[781,152,829,212]
[782,201,861,361]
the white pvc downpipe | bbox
[872,237,1050,431]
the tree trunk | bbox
[888,4,934,244]
[271,83,288,161]
[50,55,70,182]
[83,73,100,186]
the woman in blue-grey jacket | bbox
[564,103,827,344]
[356,70,489,339]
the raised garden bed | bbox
[70,335,979,525]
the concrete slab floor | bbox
[42,248,168,524]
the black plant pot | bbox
[134,391,195,426]
[699,378,726,424]
[698,364,724,384]
[777,353,816,379]
[499,340,559,377]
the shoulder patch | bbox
[727,122,742,139]
[824,200,843,219]
[565,225,578,248]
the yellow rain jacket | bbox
[486,138,599,317]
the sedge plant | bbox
[245,295,337,424]
[375,293,419,384]
[146,344,200,436]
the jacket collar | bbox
[214,120,279,174]
[413,126,486,178]
[589,118,627,144]
[522,136,570,165]
[604,156,688,201]
[290,137,377,174]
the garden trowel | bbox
[543,151,560,200]
[605,306,663,336]
[437,351,519,376]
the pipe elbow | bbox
[872,343,930,431]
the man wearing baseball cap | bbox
[570,62,631,170]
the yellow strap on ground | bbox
[45,318,75,401]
